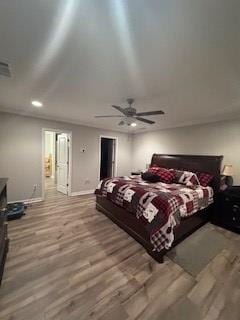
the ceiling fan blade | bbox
[135,117,155,124]
[95,115,124,118]
[136,110,164,116]
[112,105,126,115]
[118,120,125,126]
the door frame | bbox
[42,128,72,199]
[98,135,118,181]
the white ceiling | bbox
[0,0,240,132]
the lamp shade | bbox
[222,165,233,176]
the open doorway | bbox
[44,131,56,192]
[42,129,72,199]
[99,136,117,180]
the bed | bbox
[95,154,223,262]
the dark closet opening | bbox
[100,137,115,180]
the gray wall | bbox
[132,119,240,184]
[1,111,240,202]
[0,112,132,201]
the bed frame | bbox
[96,154,223,263]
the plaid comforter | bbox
[95,176,213,251]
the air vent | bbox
[0,61,11,77]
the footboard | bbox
[96,195,211,263]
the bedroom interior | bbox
[0,0,240,319]
[96,154,223,263]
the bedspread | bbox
[95,176,213,251]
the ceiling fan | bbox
[95,98,165,126]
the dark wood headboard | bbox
[150,154,223,192]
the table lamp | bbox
[221,165,233,190]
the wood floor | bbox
[0,179,240,320]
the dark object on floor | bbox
[212,186,240,233]
[6,202,25,221]
[0,178,9,286]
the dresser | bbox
[0,178,9,285]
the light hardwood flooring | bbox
[0,180,240,320]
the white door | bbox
[57,133,69,194]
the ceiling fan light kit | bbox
[95,99,165,127]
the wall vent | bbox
[0,61,11,77]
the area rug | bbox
[167,223,234,276]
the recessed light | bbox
[131,122,137,127]
[31,100,43,107]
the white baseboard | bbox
[8,197,43,205]
[71,189,94,197]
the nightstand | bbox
[212,186,240,233]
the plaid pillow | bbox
[148,165,161,175]
[157,169,175,183]
[197,172,214,187]
[148,166,175,183]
